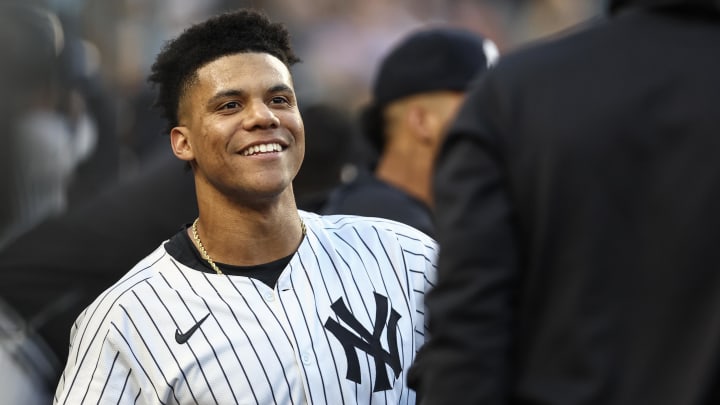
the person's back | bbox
[417,1,720,404]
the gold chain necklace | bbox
[191,217,306,275]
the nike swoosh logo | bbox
[175,313,210,344]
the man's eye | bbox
[221,101,240,110]
[271,96,289,105]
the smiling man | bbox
[53,10,437,405]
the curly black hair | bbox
[147,9,301,133]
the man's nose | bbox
[243,100,280,130]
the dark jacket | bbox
[416,1,720,404]
[321,169,435,237]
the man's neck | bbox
[192,191,304,267]
[375,150,433,208]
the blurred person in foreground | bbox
[411,0,720,404]
[54,9,437,404]
[321,26,498,237]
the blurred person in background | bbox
[0,2,107,249]
[293,102,374,212]
[0,2,99,404]
[321,26,498,237]
[58,33,121,207]
[412,0,720,404]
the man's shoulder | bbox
[80,244,174,320]
[302,210,436,247]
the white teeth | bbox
[242,143,282,156]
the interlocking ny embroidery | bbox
[324,292,402,392]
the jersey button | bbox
[301,352,312,365]
[264,291,275,302]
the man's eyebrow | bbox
[269,84,294,94]
[206,89,246,107]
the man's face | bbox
[171,52,305,204]
[420,91,466,154]
[434,92,466,142]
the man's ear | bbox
[170,126,194,162]
[407,105,434,145]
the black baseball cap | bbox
[361,26,497,153]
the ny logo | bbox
[324,292,402,392]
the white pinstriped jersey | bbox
[54,211,437,404]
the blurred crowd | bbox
[0,0,601,250]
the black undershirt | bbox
[164,226,293,288]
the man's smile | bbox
[241,142,284,156]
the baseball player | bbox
[53,9,437,405]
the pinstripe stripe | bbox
[372,227,414,403]
[373,235,410,402]
[71,270,150,367]
[401,249,437,265]
[331,270,374,403]
[78,329,109,404]
[97,349,120,402]
[73,255,163,364]
[155,272,211,403]
[334,233,372,281]
[320,229,376,404]
[110,322,167,404]
[118,301,181,404]
[116,368,131,404]
[129,291,187,403]
[276,279,316,402]
[173,268,236,404]
[285,269,330,404]
[296,249,346,403]
[373,227,414,324]
[61,275,151,405]
[164,279,220,404]
[293,252,344,401]
[244,279,298,404]
[200,273,273,404]
[143,280,200,404]
[350,227,400,316]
